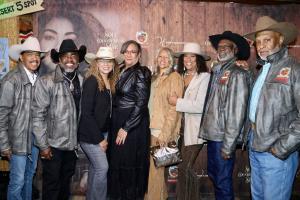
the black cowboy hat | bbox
[209,31,250,60]
[50,39,87,63]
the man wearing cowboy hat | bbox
[244,16,299,200]
[199,31,252,200]
[32,39,86,200]
[0,37,42,200]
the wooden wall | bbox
[35,0,300,70]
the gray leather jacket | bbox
[199,58,252,156]
[243,47,300,160]
[32,66,83,151]
[0,64,34,155]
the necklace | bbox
[62,72,77,92]
[185,71,196,76]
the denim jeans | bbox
[80,140,108,200]
[7,145,39,200]
[207,141,235,200]
[249,131,299,200]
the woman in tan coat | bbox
[146,47,184,200]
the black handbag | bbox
[150,141,182,168]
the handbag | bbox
[150,141,182,168]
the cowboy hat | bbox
[244,16,298,45]
[175,42,211,61]
[209,31,250,60]
[9,37,44,61]
[85,47,124,65]
[51,39,87,63]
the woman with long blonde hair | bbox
[78,47,119,200]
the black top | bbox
[78,75,111,144]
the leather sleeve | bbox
[122,68,151,132]
[273,63,300,159]
[32,77,51,150]
[222,69,251,156]
[0,79,14,152]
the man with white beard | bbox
[32,39,86,200]
[199,31,252,200]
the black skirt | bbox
[107,107,150,199]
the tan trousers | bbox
[145,136,168,200]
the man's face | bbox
[20,51,41,72]
[59,52,79,72]
[217,39,236,62]
[255,30,283,61]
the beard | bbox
[218,51,235,62]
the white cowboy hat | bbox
[174,42,210,61]
[85,47,124,64]
[244,16,298,45]
[9,37,43,61]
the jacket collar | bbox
[212,57,237,73]
[53,65,65,83]
[257,47,288,66]
[17,63,32,86]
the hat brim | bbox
[244,22,298,45]
[51,45,87,63]
[173,51,211,61]
[209,33,250,60]
[9,46,45,61]
[84,53,123,64]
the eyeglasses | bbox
[124,50,138,55]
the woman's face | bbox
[40,17,77,70]
[96,59,114,76]
[123,43,140,67]
[157,49,170,70]
[183,53,197,71]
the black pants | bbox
[41,148,77,200]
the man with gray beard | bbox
[199,31,252,200]
[32,39,86,200]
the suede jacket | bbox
[243,47,300,160]
[199,58,252,156]
[32,66,83,151]
[0,64,35,155]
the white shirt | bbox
[23,66,37,85]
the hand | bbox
[221,151,231,160]
[116,128,128,145]
[235,60,249,70]
[168,92,178,106]
[40,147,53,160]
[1,149,12,160]
[99,139,108,151]
[270,147,276,156]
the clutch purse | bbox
[150,141,182,168]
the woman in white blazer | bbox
[169,42,210,200]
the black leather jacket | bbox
[113,62,151,132]
[199,58,252,156]
[243,47,300,160]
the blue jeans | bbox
[207,141,235,200]
[80,141,108,200]
[249,131,299,200]
[7,145,39,200]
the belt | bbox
[251,122,256,130]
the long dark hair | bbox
[177,54,208,75]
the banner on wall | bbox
[0,0,44,20]
[0,38,9,79]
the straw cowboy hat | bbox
[85,47,124,64]
[209,31,250,60]
[175,42,211,61]
[244,16,298,45]
[9,37,44,61]
[51,39,87,63]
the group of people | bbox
[0,15,299,200]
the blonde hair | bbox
[153,47,174,78]
[85,59,119,94]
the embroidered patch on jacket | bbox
[273,67,290,84]
[219,71,230,84]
